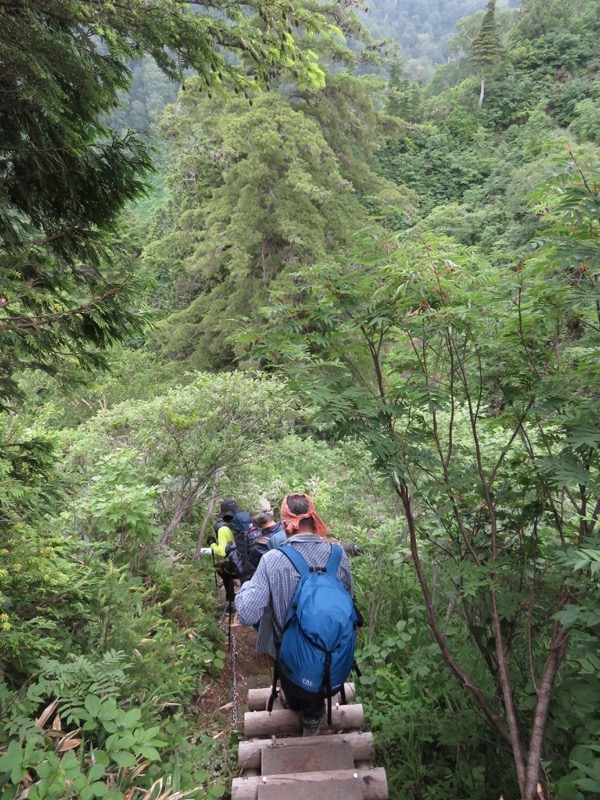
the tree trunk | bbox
[479,75,485,108]
[393,476,512,746]
[490,590,526,793]
[160,477,212,545]
[160,498,193,546]
[395,474,573,800]
[193,472,220,559]
[523,627,570,799]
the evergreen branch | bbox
[0,284,131,331]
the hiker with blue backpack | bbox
[235,492,360,736]
[219,499,252,563]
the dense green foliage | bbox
[142,21,408,367]
[146,92,365,366]
[109,59,179,134]
[3,0,600,799]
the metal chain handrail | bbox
[217,604,239,728]
[230,624,239,727]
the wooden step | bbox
[247,684,356,711]
[232,767,387,800]
[237,732,374,771]
[262,740,354,774]
[244,704,365,738]
[257,776,364,799]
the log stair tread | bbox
[237,731,375,771]
[244,704,365,738]
[262,740,354,774]
[233,767,386,800]
[257,771,365,799]
[247,684,356,711]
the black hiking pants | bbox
[217,562,237,603]
[279,669,325,723]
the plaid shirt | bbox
[235,534,353,658]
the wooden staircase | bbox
[232,685,388,800]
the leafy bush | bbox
[0,644,231,800]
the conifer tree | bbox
[386,59,411,117]
[143,3,407,369]
[148,91,369,369]
[471,0,504,108]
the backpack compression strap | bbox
[325,543,343,576]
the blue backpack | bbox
[225,511,252,576]
[268,544,360,723]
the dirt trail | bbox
[232,616,273,696]
[195,610,271,732]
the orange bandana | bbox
[280,494,329,538]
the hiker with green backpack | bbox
[235,493,361,736]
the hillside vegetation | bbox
[1,0,600,799]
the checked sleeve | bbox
[235,556,271,626]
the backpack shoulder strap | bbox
[279,546,310,577]
[325,544,343,576]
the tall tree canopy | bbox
[146,88,388,368]
[142,9,410,370]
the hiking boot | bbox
[302,715,323,737]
